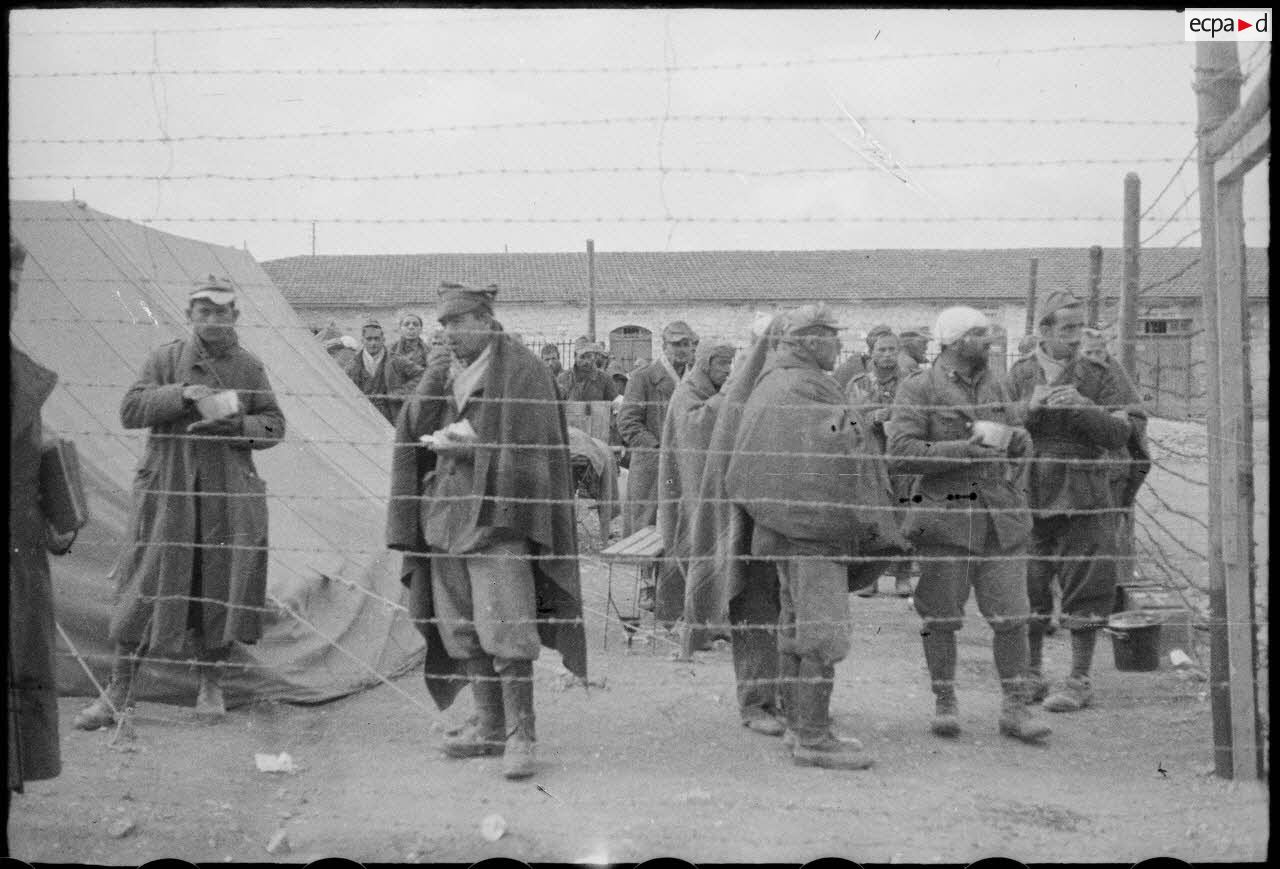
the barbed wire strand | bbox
[9,40,1191,79]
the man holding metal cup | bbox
[886,306,1050,744]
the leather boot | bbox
[1025,620,1049,704]
[73,644,140,731]
[777,653,802,748]
[443,657,507,758]
[790,658,873,770]
[921,627,960,737]
[195,647,230,723]
[994,626,1051,743]
[499,660,537,780]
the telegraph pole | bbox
[1117,174,1140,381]
[1086,245,1103,326]
[586,239,597,342]
[1023,257,1039,334]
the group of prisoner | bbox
[9,260,1150,792]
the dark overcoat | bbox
[386,330,587,710]
[9,347,62,788]
[617,359,679,534]
[345,351,425,424]
[110,336,285,654]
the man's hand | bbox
[187,414,244,437]
[872,407,892,425]
[1044,385,1091,407]
[1007,426,1033,458]
[964,432,1008,459]
[428,428,479,457]
[182,383,216,404]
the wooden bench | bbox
[597,525,664,648]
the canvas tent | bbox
[10,200,425,707]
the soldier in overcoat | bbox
[74,276,286,732]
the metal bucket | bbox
[1108,610,1163,672]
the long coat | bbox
[617,358,680,535]
[655,352,726,624]
[345,351,425,424]
[110,336,285,655]
[386,330,587,710]
[9,347,62,788]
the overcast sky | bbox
[8,7,1270,261]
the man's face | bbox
[441,311,492,363]
[954,326,993,366]
[871,335,900,372]
[663,337,695,369]
[804,328,841,372]
[707,353,734,388]
[188,299,239,344]
[575,351,599,373]
[541,350,559,370]
[362,327,385,356]
[1042,306,1085,360]
[400,316,422,341]
[1081,336,1109,365]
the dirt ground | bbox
[8,419,1269,864]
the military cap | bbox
[661,321,699,343]
[782,303,842,336]
[1036,289,1083,327]
[189,274,237,306]
[437,281,498,321]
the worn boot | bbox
[1044,629,1098,713]
[499,660,537,780]
[195,647,230,723]
[993,626,1051,742]
[443,657,507,758]
[922,627,960,737]
[73,645,140,731]
[1025,620,1049,704]
[790,658,874,770]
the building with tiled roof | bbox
[264,247,1269,419]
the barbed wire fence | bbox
[8,24,1267,755]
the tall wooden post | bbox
[1086,245,1103,326]
[1024,258,1039,335]
[586,239,597,342]
[1196,42,1263,780]
[1117,175,1140,382]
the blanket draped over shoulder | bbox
[386,331,587,709]
[681,328,774,637]
[726,345,909,559]
[655,344,731,624]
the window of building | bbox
[1140,318,1193,335]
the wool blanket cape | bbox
[386,329,587,710]
[726,344,909,579]
[655,344,730,625]
[680,324,779,638]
